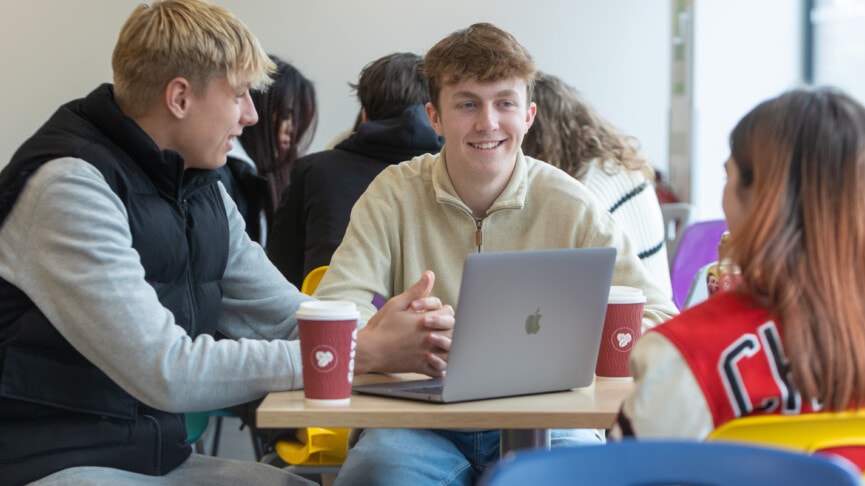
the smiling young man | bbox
[313,23,678,486]
[0,1,454,484]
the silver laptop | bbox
[352,247,617,403]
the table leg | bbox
[499,429,550,456]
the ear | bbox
[523,101,537,133]
[164,77,192,119]
[425,101,444,136]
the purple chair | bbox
[670,219,728,309]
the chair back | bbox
[301,265,328,295]
[185,411,210,445]
[670,219,727,309]
[660,202,693,265]
[478,440,861,486]
[708,411,865,473]
[184,409,241,456]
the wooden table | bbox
[257,373,632,455]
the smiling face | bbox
[426,77,536,184]
[175,75,259,170]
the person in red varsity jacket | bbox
[609,88,865,464]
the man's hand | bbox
[355,270,454,377]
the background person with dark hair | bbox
[220,55,318,244]
[268,52,443,287]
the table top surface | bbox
[257,373,633,430]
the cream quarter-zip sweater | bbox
[314,150,678,330]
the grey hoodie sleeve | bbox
[0,158,304,413]
[217,180,313,342]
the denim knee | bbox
[335,428,475,486]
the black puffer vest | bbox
[0,84,228,484]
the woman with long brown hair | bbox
[611,88,865,449]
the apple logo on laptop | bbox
[525,308,541,334]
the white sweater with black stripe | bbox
[579,159,672,298]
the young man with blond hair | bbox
[315,23,678,485]
[0,1,453,484]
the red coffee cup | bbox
[595,286,645,380]
[296,301,359,406]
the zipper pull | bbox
[475,218,483,249]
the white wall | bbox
[0,1,808,223]
[812,0,865,105]
[690,0,803,220]
[0,0,671,177]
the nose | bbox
[474,104,498,132]
[279,116,293,142]
[240,92,258,127]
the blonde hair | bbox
[112,0,275,117]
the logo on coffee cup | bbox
[316,351,334,367]
[612,328,635,352]
[311,345,338,372]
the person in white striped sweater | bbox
[523,72,672,297]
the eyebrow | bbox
[451,88,521,100]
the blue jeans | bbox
[334,428,603,486]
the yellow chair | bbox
[300,265,328,295]
[276,427,350,466]
[707,411,865,475]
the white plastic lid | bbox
[608,286,647,304]
[296,300,359,320]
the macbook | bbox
[352,247,617,403]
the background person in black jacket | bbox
[268,52,444,287]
